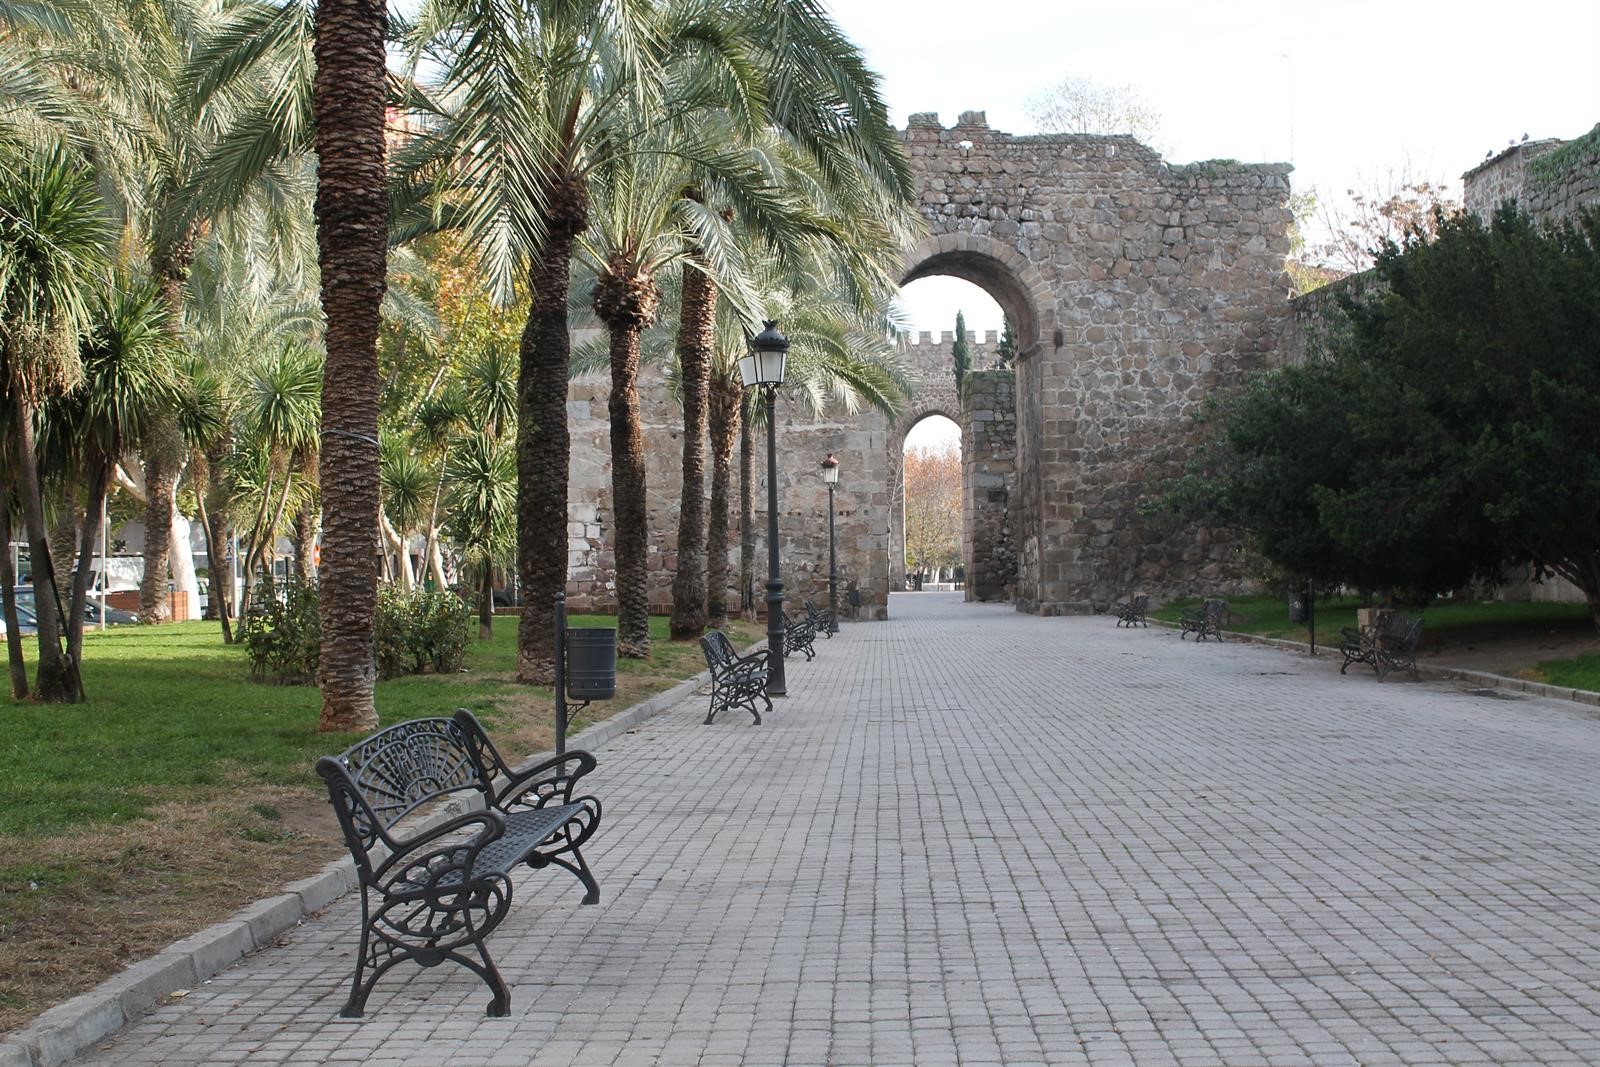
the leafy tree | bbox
[1346,206,1600,625]
[1310,167,1459,274]
[902,441,961,578]
[951,310,969,386]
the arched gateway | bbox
[558,111,1294,623]
[882,110,1294,616]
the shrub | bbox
[241,575,320,682]
[373,585,470,680]
[243,580,470,684]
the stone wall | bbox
[1463,125,1600,224]
[961,369,1016,601]
[562,361,893,621]
[899,111,1293,611]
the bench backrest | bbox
[1131,594,1148,612]
[317,716,492,857]
[1379,612,1424,650]
[1202,598,1227,623]
[701,630,737,670]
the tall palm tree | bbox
[0,143,114,702]
[312,0,386,731]
[655,0,914,636]
[394,0,667,682]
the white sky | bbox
[839,0,1600,336]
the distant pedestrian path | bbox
[70,592,1600,1065]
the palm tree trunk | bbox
[515,176,588,684]
[312,0,386,733]
[138,445,178,623]
[669,267,714,640]
[0,495,29,698]
[67,460,111,664]
[706,370,740,627]
[11,396,82,702]
[596,266,659,660]
[739,404,755,619]
[479,566,493,639]
[51,480,79,589]
[194,467,233,644]
[293,506,316,581]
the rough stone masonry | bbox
[561,111,1295,619]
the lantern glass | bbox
[738,353,760,388]
[821,454,839,484]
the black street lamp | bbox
[820,453,840,634]
[741,320,790,696]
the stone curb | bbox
[1145,618,1600,709]
[0,653,731,1067]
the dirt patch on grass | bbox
[1421,617,1600,678]
[0,784,342,1035]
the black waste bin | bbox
[1287,588,1311,624]
[565,627,617,701]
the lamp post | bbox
[741,321,790,696]
[820,453,839,634]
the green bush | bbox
[243,580,470,684]
[241,575,320,682]
[373,585,470,680]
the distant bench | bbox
[1339,613,1424,680]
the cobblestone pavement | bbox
[71,594,1600,1066]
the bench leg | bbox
[549,846,601,905]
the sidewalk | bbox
[61,593,1600,1065]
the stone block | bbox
[237,893,305,947]
[167,919,255,980]
[106,951,200,1019]
[14,993,125,1067]
[0,1041,32,1067]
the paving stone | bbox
[57,595,1600,1065]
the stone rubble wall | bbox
[961,369,1017,601]
[1462,125,1600,225]
[563,361,893,621]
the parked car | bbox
[10,586,137,627]
[0,600,38,636]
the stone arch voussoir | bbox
[900,233,1052,356]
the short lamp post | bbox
[741,320,790,697]
[820,453,840,634]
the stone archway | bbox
[888,110,1293,614]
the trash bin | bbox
[1288,588,1311,624]
[565,627,617,701]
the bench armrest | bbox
[494,750,599,810]
[373,809,506,890]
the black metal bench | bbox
[316,710,603,1018]
[1114,593,1149,628]
[700,630,771,725]
[782,609,816,660]
[1179,598,1228,641]
[803,598,834,638]
[1340,612,1424,680]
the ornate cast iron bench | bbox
[1114,594,1149,628]
[700,630,771,725]
[782,609,816,661]
[803,598,834,637]
[316,710,603,1018]
[1339,612,1424,680]
[1179,598,1228,642]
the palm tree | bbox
[0,143,114,702]
[48,273,178,662]
[312,0,386,731]
[395,0,702,681]
[444,430,515,638]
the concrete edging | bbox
[0,658,723,1067]
[1147,618,1600,708]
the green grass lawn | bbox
[0,612,760,1030]
[2,614,756,839]
[1535,654,1600,692]
[1152,594,1592,646]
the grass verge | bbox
[0,613,759,1033]
[1535,654,1600,692]
[1152,594,1591,648]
